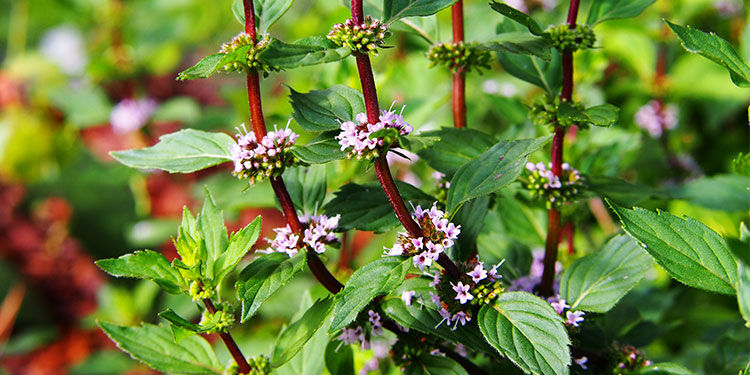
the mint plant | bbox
[90,0,750,374]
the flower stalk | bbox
[203,298,251,373]
[451,0,467,129]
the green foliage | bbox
[495,21,562,93]
[610,202,740,295]
[289,85,365,132]
[450,196,491,261]
[96,250,185,294]
[383,0,458,23]
[477,292,571,375]
[636,363,695,375]
[272,297,333,367]
[489,1,545,36]
[232,0,295,34]
[557,102,619,128]
[586,0,656,26]
[417,128,498,177]
[666,21,750,87]
[737,263,750,326]
[292,132,347,163]
[324,341,354,375]
[732,153,750,176]
[110,129,234,173]
[236,252,306,322]
[259,37,351,69]
[404,355,469,375]
[283,165,327,213]
[482,34,551,60]
[560,235,652,313]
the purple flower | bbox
[547,295,570,315]
[336,105,413,160]
[230,123,298,184]
[110,98,158,134]
[265,225,300,257]
[337,326,364,345]
[467,263,488,283]
[368,310,383,336]
[574,356,588,370]
[413,253,433,271]
[452,282,473,304]
[401,290,416,306]
[450,311,471,329]
[635,100,678,138]
[429,272,441,287]
[300,213,340,254]
[565,310,585,327]
[487,259,505,281]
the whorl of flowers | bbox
[327,16,388,54]
[226,355,271,375]
[230,124,298,185]
[613,345,653,373]
[546,24,596,52]
[335,309,385,350]
[427,41,492,73]
[529,95,585,130]
[383,203,460,271]
[524,162,583,209]
[634,100,678,138]
[263,213,340,257]
[336,107,413,160]
[217,32,276,73]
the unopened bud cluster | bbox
[546,24,595,52]
[530,95,585,130]
[336,108,413,160]
[427,42,492,73]
[200,307,235,333]
[230,124,298,185]
[327,16,388,54]
[225,355,271,375]
[524,162,583,209]
[189,280,215,302]
[218,33,276,74]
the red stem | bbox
[451,1,466,128]
[203,299,251,373]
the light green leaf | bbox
[489,1,545,35]
[236,252,306,321]
[446,136,551,213]
[666,21,750,87]
[404,355,469,375]
[560,235,653,313]
[98,322,223,374]
[96,250,184,294]
[213,215,262,283]
[289,85,365,132]
[259,37,350,70]
[292,132,347,164]
[272,297,334,367]
[482,33,552,60]
[198,188,228,281]
[586,0,655,25]
[274,313,329,375]
[557,102,619,127]
[495,21,561,94]
[417,127,498,177]
[610,202,740,295]
[478,292,570,375]
[398,133,441,153]
[176,54,224,81]
[636,362,696,375]
[110,129,234,173]
[283,165,327,213]
[383,0,458,23]
[737,263,750,327]
[329,257,411,332]
[158,309,213,342]
[668,174,750,212]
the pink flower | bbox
[634,100,678,138]
[401,290,416,306]
[547,295,570,315]
[574,356,588,370]
[110,98,158,134]
[336,105,413,160]
[452,282,473,304]
[565,310,585,327]
[451,311,471,329]
[467,263,488,283]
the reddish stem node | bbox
[451,1,466,129]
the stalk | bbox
[539,0,580,297]
[203,299,251,373]
[451,0,467,128]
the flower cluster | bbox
[336,108,413,160]
[427,42,492,73]
[226,355,271,375]
[230,124,298,185]
[110,98,157,134]
[327,16,388,54]
[432,171,450,202]
[264,213,340,257]
[546,295,585,327]
[546,24,596,52]
[199,306,235,333]
[524,162,583,209]
[529,95,585,130]
[336,309,385,350]
[612,345,653,374]
[188,280,215,302]
[383,203,460,271]
[634,100,678,138]
[216,32,276,74]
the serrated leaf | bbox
[609,202,739,295]
[259,37,350,70]
[176,54,224,81]
[292,132,348,163]
[213,215,262,283]
[586,0,655,25]
[236,252,306,321]
[557,102,619,127]
[404,355,469,375]
[417,128,498,177]
[324,182,435,233]
[666,21,750,87]
[96,250,184,294]
[560,235,652,313]
[198,188,228,281]
[324,340,354,375]
[482,33,551,60]
[489,1,544,35]
[383,0,458,22]
[737,263,750,327]
[110,129,234,173]
[98,322,223,374]
[283,165,327,213]
[329,257,411,332]
[478,292,570,375]
[272,297,334,367]
[495,21,561,93]
[446,136,551,213]
[289,85,365,132]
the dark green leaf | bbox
[586,176,662,207]
[272,297,334,367]
[324,182,435,233]
[383,0,458,22]
[292,132,348,163]
[325,340,354,375]
[668,174,750,212]
[609,202,740,295]
[232,0,295,33]
[493,194,546,247]
[636,363,695,375]
[495,21,562,93]
[259,37,350,70]
[404,355,469,375]
[417,128,498,177]
[283,165,327,213]
[213,215,262,283]
[289,85,365,132]
[482,33,551,60]
[586,0,655,25]
[666,21,750,87]
[398,133,441,153]
[477,292,570,375]
[557,102,619,127]
[110,129,234,173]
[329,257,411,332]
[446,136,551,212]
[236,252,306,321]
[96,250,184,294]
[98,322,223,374]
[450,196,490,261]
[560,235,652,313]
[737,263,750,327]
[489,1,545,35]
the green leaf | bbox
[324,182,435,233]
[666,21,750,87]
[559,235,653,313]
[731,152,750,176]
[110,129,234,173]
[232,0,294,33]
[259,37,350,70]
[446,136,551,213]
[289,85,365,132]
[668,174,750,212]
[477,292,570,375]
[236,252,306,321]
[398,133,441,153]
[636,362,696,375]
[198,188,228,281]
[404,355,469,375]
[557,102,619,127]
[158,309,214,342]
[482,33,551,60]
[489,1,544,35]
[493,194,546,247]
[272,297,334,367]
[324,340,354,375]
[450,196,490,261]
[495,21,562,93]
[283,165,327,213]
[98,322,223,374]
[737,263,750,327]
[586,0,655,25]
[274,313,329,375]
[586,176,662,207]
[329,257,411,332]
[417,128,498,177]
[292,132,348,163]
[382,0,458,23]
[609,202,740,295]
[213,215,262,283]
[176,54,224,80]
[96,250,184,294]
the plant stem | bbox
[451,0,467,129]
[539,0,580,297]
[203,299,251,373]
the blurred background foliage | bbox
[0,0,747,374]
